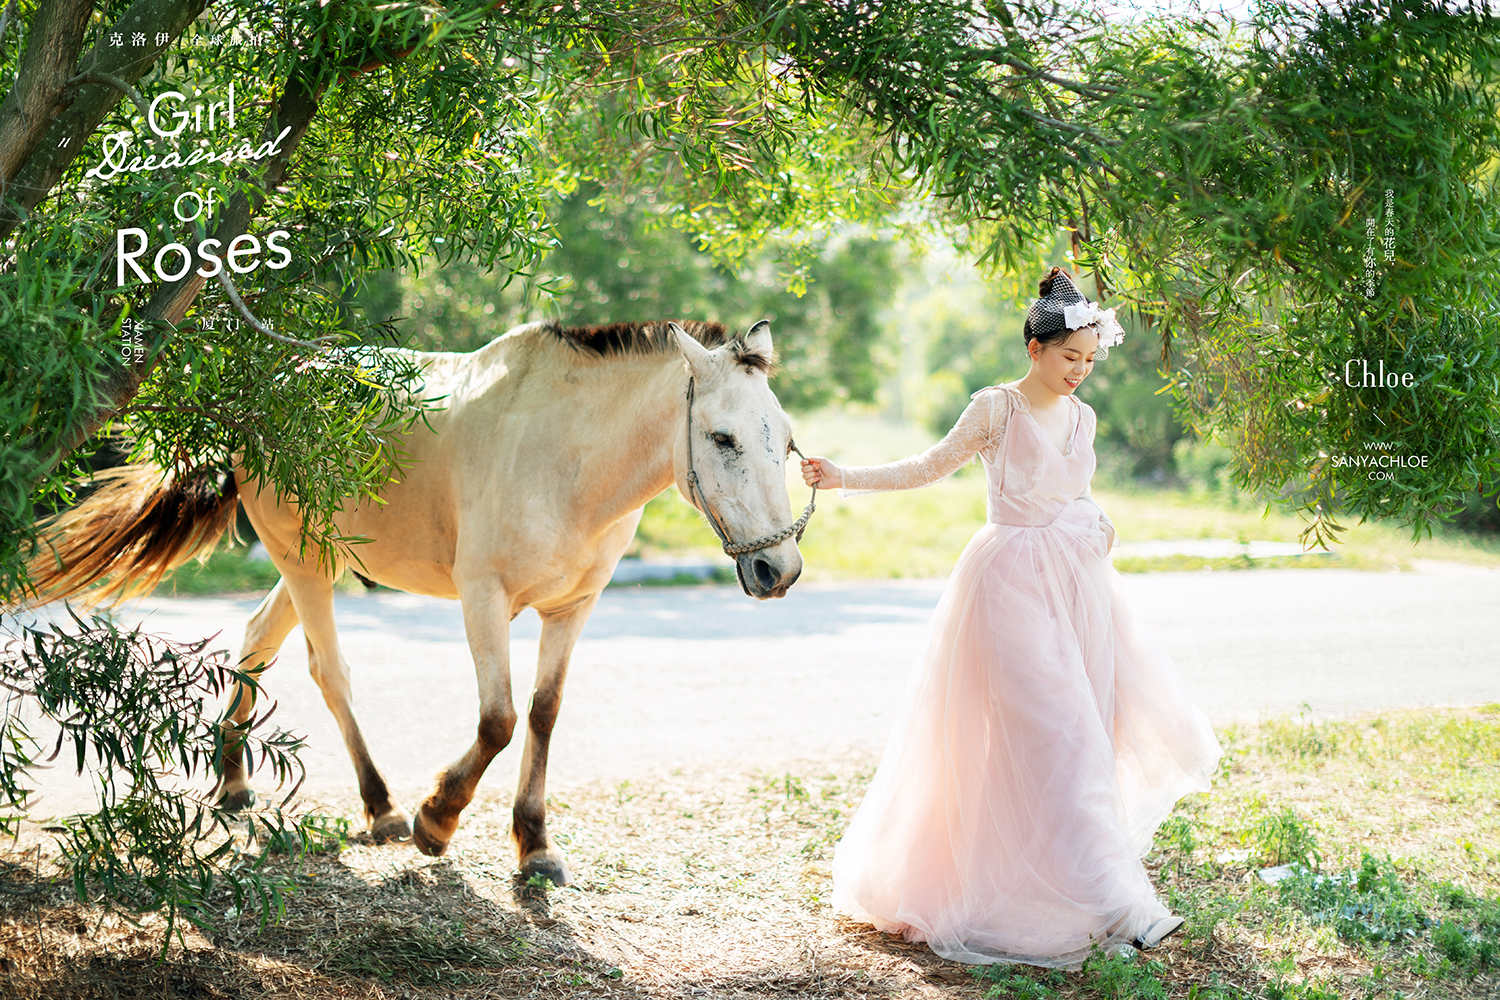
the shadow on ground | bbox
[0,834,645,1000]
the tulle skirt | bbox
[831,500,1222,968]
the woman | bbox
[800,266,1222,968]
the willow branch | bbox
[63,69,149,122]
[214,269,338,350]
[121,405,260,443]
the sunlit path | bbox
[14,561,1499,819]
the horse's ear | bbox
[672,322,714,375]
[744,320,772,356]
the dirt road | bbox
[13,561,1499,818]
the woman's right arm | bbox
[802,391,1003,495]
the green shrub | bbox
[1169,885,1243,957]
[1080,949,1168,1000]
[1262,973,1343,1000]
[1158,814,1196,857]
[1276,853,1429,943]
[972,964,1064,999]
[1433,920,1479,965]
[1173,438,1240,498]
[0,608,308,949]
[1252,807,1322,870]
[1430,883,1500,974]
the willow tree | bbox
[597,0,1500,546]
[6,0,1498,582]
[0,0,561,931]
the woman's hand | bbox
[801,456,843,489]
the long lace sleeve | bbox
[839,390,1007,497]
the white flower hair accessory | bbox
[1025,266,1127,360]
[1062,300,1126,352]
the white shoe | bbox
[1134,915,1184,949]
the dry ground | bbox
[1,709,1497,1000]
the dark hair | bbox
[1023,265,1092,349]
[1036,265,1068,298]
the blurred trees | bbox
[362,182,903,410]
[898,243,1189,484]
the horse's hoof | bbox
[412,807,454,856]
[520,852,571,889]
[217,786,256,812]
[371,810,412,844]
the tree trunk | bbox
[0,0,94,186]
[0,0,210,244]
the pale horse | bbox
[23,319,804,884]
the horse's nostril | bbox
[752,557,778,592]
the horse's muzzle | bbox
[735,548,802,599]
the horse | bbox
[23,319,805,884]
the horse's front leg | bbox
[513,593,599,886]
[413,574,517,856]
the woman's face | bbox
[1028,328,1099,396]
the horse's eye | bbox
[711,432,736,448]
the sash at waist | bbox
[990,497,1101,532]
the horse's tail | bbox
[20,464,240,608]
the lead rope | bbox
[683,376,817,557]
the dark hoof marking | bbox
[217,787,256,812]
[371,810,412,844]
[510,871,555,919]
[412,808,454,856]
[520,853,571,889]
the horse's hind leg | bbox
[282,569,411,842]
[217,577,299,810]
[512,594,598,887]
[414,575,517,856]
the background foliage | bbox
[360,181,903,411]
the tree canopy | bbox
[3,0,1499,586]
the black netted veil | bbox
[1024,269,1086,344]
[1024,268,1115,359]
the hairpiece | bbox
[1025,267,1127,360]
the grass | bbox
[748,472,1498,581]
[151,539,285,596]
[628,427,1500,579]
[777,405,1500,577]
[1094,485,1500,573]
[607,567,739,588]
[1,707,1496,998]
[151,540,412,598]
[605,476,991,580]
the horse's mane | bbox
[545,320,777,375]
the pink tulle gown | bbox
[830,384,1222,968]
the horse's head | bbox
[671,320,804,600]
